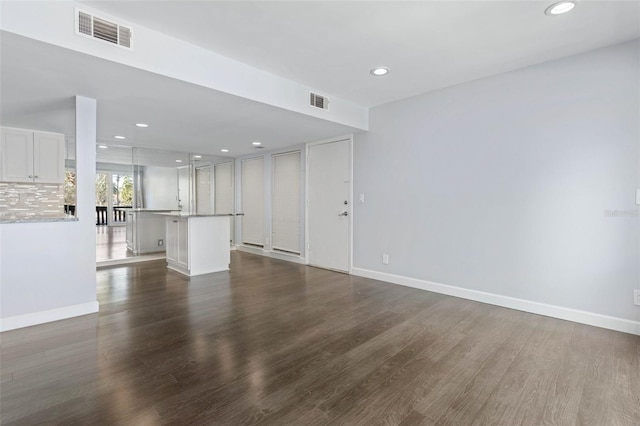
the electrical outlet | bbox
[382,253,389,265]
[158,239,164,247]
[634,289,640,306]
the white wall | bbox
[353,41,640,330]
[0,96,98,330]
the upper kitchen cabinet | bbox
[1,127,65,183]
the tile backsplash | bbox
[0,182,65,220]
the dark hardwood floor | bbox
[96,226,134,262]
[1,251,638,425]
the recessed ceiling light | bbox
[193,155,202,159]
[135,123,149,128]
[114,135,126,139]
[221,149,229,153]
[252,141,262,146]
[98,145,108,149]
[370,67,390,76]
[545,1,576,15]
[176,159,183,163]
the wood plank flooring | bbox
[96,226,134,262]
[1,251,638,425]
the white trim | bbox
[352,267,640,336]
[1,301,99,332]
[96,253,165,268]
[235,244,308,265]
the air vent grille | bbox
[75,9,132,49]
[310,93,329,110]
[118,26,132,48]
[93,17,118,44]
[78,11,92,35]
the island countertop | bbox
[0,216,79,224]
[154,213,233,218]
[122,209,181,213]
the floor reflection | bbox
[96,226,133,262]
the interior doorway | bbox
[195,166,212,214]
[307,137,352,272]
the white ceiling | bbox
[82,0,640,106]
[2,1,638,157]
[0,32,360,156]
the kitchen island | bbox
[125,209,179,255]
[161,213,231,276]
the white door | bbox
[272,151,301,254]
[308,138,351,272]
[195,166,211,214]
[241,157,264,247]
[177,166,191,212]
[214,161,234,244]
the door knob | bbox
[339,211,348,216]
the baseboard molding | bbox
[96,253,166,268]
[235,245,308,265]
[352,268,640,336]
[0,301,100,332]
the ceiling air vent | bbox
[310,93,329,110]
[75,9,133,49]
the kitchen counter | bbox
[122,209,180,213]
[154,213,233,217]
[125,210,178,255]
[0,216,78,224]
[164,214,230,276]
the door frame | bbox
[305,134,354,273]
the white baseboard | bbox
[0,301,100,332]
[96,253,166,268]
[352,268,640,336]
[235,245,308,265]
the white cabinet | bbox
[0,127,65,184]
[126,210,170,255]
[166,216,188,269]
[165,215,230,276]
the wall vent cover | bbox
[75,9,132,49]
[310,93,329,110]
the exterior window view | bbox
[0,1,638,424]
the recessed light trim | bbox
[545,1,576,15]
[252,141,261,146]
[370,67,390,76]
[135,123,149,128]
[98,145,108,149]
[176,159,183,163]
[114,135,126,139]
[221,149,229,153]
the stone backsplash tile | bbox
[0,182,65,220]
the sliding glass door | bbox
[95,171,133,226]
